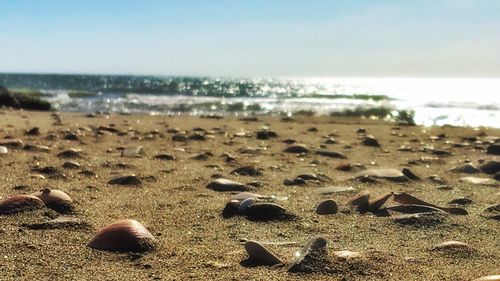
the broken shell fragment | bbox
[244,241,283,266]
[88,219,156,252]
[0,195,45,215]
[473,276,500,281]
[347,190,370,213]
[481,204,500,220]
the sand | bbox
[0,109,498,281]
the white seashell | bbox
[239,198,256,211]
[0,146,7,154]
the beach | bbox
[0,109,498,281]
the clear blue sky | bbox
[1,0,499,77]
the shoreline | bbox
[0,109,498,280]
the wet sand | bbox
[0,109,498,280]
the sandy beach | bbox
[0,109,498,281]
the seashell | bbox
[57,148,81,158]
[315,150,347,159]
[481,204,500,220]
[347,190,370,213]
[362,135,380,147]
[333,250,363,259]
[88,219,155,252]
[450,163,481,174]
[245,203,286,221]
[288,236,328,273]
[473,275,500,281]
[296,173,318,181]
[108,175,142,186]
[244,241,283,265]
[460,176,498,186]
[230,166,262,176]
[239,198,256,211]
[479,160,500,174]
[314,186,355,195]
[230,192,265,201]
[62,161,80,169]
[393,192,468,215]
[31,188,74,213]
[283,144,309,154]
[0,139,23,148]
[486,144,500,155]
[121,146,143,157]
[401,168,421,181]
[386,204,446,214]
[392,212,448,227]
[315,199,338,215]
[0,145,7,154]
[0,195,45,215]
[431,241,474,252]
[448,197,473,205]
[368,192,393,212]
[206,178,251,192]
[153,154,176,161]
[355,168,408,182]
[222,200,240,218]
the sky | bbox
[0,0,499,77]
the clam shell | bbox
[0,146,7,154]
[88,219,155,252]
[0,195,45,215]
[31,188,74,213]
[57,148,81,158]
[333,250,363,259]
[481,204,500,220]
[460,176,498,186]
[244,241,283,265]
[315,199,338,215]
[245,203,286,221]
[386,204,445,214]
[283,145,309,154]
[347,190,370,213]
[355,168,408,182]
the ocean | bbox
[1,73,498,127]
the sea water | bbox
[1,74,498,127]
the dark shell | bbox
[315,199,338,215]
[206,178,251,192]
[108,175,142,186]
[88,219,156,252]
[386,204,445,214]
[480,160,500,175]
[362,136,380,147]
[392,212,448,227]
[315,150,347,159]
[231,166,262,176]
[401,168,421,180]
[153,154,176,161]
[57,149,81,158]
[486,144,500,155]
[0,195,45,215]
[244,203,286,221]
[283,145,309,154]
